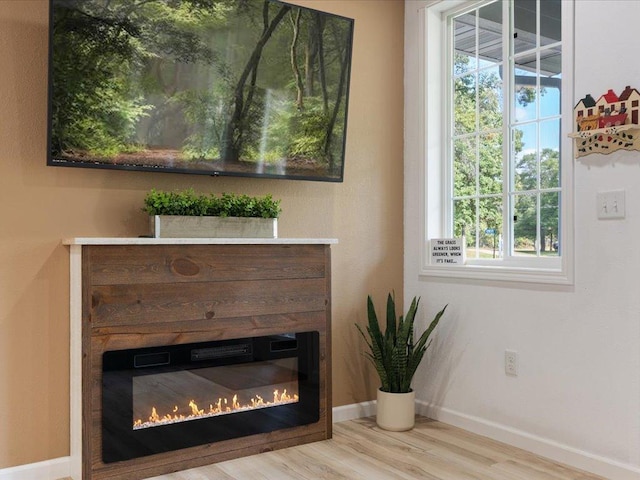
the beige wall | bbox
[0,0,404,468]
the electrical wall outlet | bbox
[597,190,625,219]
[505,350,518,376]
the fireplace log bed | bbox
[65,238,335,480]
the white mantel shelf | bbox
[63,237,338,246]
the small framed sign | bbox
[430,238,465,265]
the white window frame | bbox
[408,0,574,285]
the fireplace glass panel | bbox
[132,358,299,430]
[102,332,319,463]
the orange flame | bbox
[133,389,299,430]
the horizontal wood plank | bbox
[91,311,328,344]
[85,244,327,286]
[90,278,328,327]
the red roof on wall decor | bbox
[600,89,619,103]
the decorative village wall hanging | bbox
[570,85,640,158]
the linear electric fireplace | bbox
[102,332,319,463]
[65,240,334,480]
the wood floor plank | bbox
[274,443,369,480]
[304,440,409,480]
[217,453,301,480]
[327,440,438,479]
[332,421,473,479]
[146,417,607,480]
[336,418,525,480]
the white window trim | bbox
[406,0,575,285]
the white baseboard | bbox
[0,456,70,480]
[417,400,640,480]
[332,400,376,423]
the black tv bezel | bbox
[46,0,354,183]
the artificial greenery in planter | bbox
[356,293,447,430]
[143,189,282,218]
[143,189,282,238]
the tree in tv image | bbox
[48,0,354,181]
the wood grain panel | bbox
[90,278,328,327]
[81,243,332,480]
[86,244,327,286]
[91,311,328,345]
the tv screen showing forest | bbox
[47,0,354,182]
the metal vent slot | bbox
[134,352,170,368]
[191,344,252,361]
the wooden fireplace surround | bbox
[66,238,335,480]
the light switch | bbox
[597,190,625,219]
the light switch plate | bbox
[597,190,625,219]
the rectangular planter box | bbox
[150,215,278,238]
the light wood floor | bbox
[147,416,606,480]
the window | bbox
[414,0,574,284]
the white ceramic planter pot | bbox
[376,389,416,431]
[150,215,278,239]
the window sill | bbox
[420,262,573,285]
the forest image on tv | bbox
[49,0,353,181]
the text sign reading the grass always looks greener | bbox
[430,238,464,265]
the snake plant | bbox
[356,293,447,393]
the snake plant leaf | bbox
[366,296,385,352]
[356,323,389,391]
[405,305,447,387]
[385,292,397,345]
[356,294,447,394]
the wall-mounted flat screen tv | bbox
[47,0,354,182]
